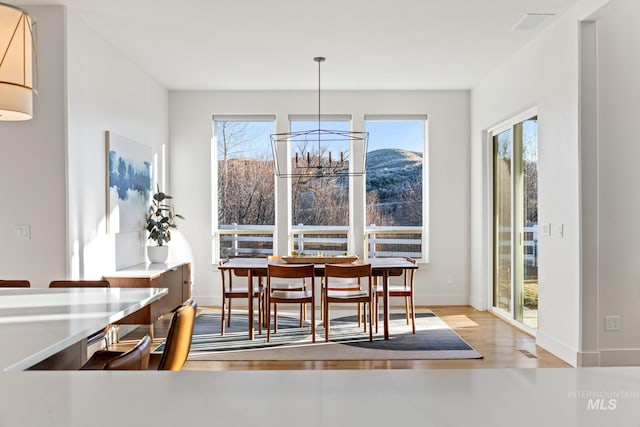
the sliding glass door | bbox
[492,116,538,329]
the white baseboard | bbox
[599,348,640,366]
[194,296,220,308]
[577,351,601,367]
[414,295,469,306]
[536,330,578,367]
[468,295,488,311]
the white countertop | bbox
[0,368,639,426]
[102,261,188,278]
[0,287,167,371]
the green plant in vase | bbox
[145,185,184,262]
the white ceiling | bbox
[18,0,579,90]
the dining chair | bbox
[219,263,264,336]
[48,279,113,348]
[373,258,417,334]
[0,280,30,287]
[267,263,315,343]
[267,255,307,324]
[323,263,374,342]
[81,335,151,370]
[82,299,197,371]
[148,298,197,370]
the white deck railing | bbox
[217,223,425,259]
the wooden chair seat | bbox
[270,289,313,300]
[326,289,369,299]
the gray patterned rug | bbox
[155,309,483,361]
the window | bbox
[290,118,350,255]
[211,113,428,262]
[214,116,275,258]
[365,117,426,259]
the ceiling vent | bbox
[513,13,555,31]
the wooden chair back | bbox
[267,263,314,280]
[0,280,31,287]
[324,263,372,280]
[49,280,111,288]
[156,299,197,371]
[104,335,151,370]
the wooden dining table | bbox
[218,257,418,340]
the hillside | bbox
[366,148,423,202]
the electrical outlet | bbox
[447,274,453,285]
[605,315,621,331]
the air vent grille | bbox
[514,13,555,31]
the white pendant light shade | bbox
[0,3,36,121]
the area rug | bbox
[156,309,483,361]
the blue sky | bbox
[219,119,425,159]
[365,120,424,153]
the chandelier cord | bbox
[314,57,325,161]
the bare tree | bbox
[217,121,274,225]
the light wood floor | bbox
[116,305,571,370]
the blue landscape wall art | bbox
[106,131,152,233]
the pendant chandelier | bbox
[0,3,37,121]
[271,57,368,178]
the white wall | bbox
[169,90,470,307]
[0,5,170,287]
[470,0,611,366]
[65,10,171,279]
[0,6,66,287]
[589,0,640,365]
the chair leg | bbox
[266,300,271,342]
[404,296,409,325]
[368,301,373,341]
[324,300,329,342]
[299,304,304,327]
[221,297,226,336]
[227,298,232,327]
[257,295,263,335]
[311,299,315,343]
[263,292,269,328]
[410,293,416,334]
[274,303,278,333]
[362,303,367,333]
[374,294,379,334]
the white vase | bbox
[147,245,169,263]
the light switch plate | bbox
[541,223,551,236]
[15,225,31,240]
